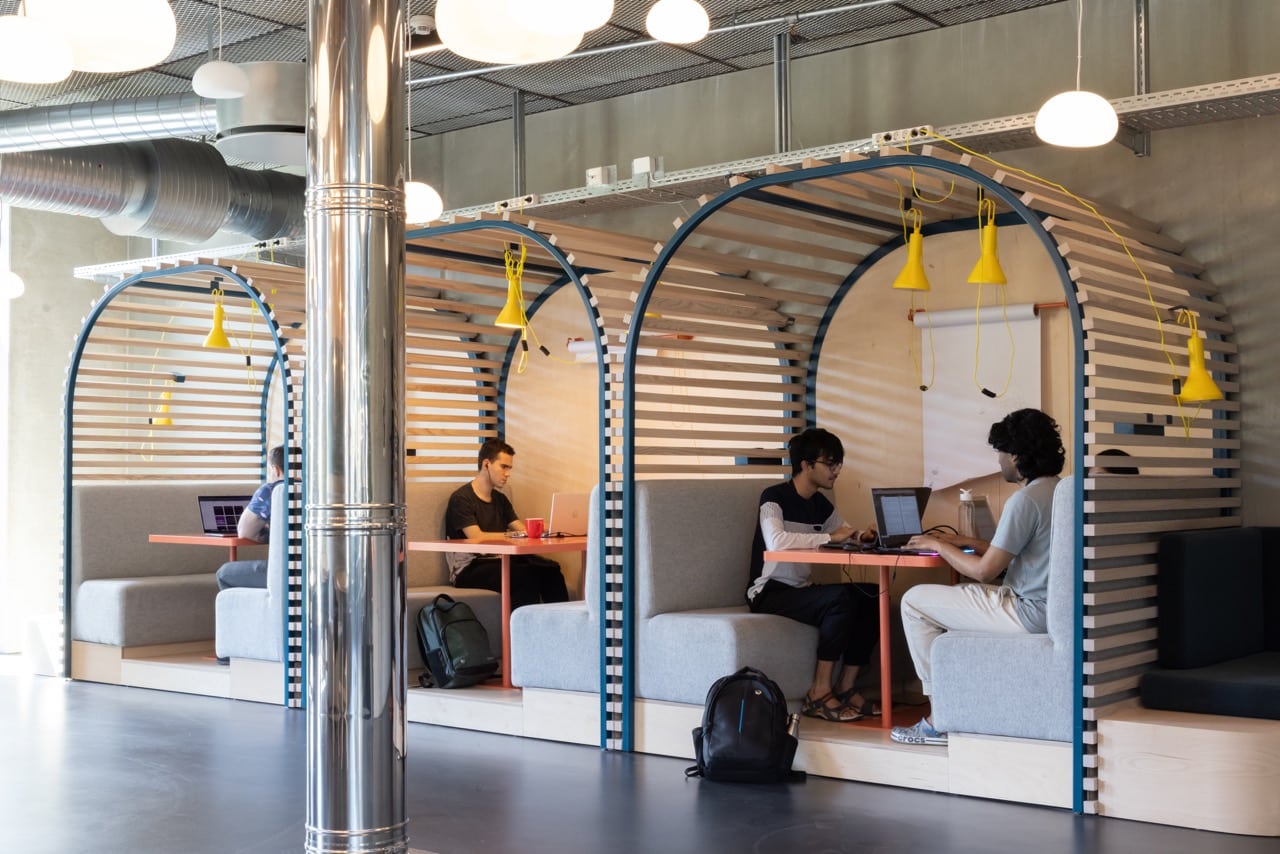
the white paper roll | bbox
[912,303,1037,328]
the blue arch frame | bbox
[407,220,612,746]
[622,155,1086,809]
[61,265,298,703]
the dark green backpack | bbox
[415,594,499,688]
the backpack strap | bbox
[433,593,457,609]
[684,764,703,779]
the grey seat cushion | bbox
[74,574,218,647]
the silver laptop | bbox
[197,494,252,536]
[548,492,590,536]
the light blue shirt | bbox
[990,476,1059,632]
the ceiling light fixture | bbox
[509,0,614,36]
[1,269,24,300]
[405,15,444,227]
[405,181,444,225]
[1034,0,1117,147]
[0,5,72,84]
[892,209,930,292]
[407,15,446,57]
[646,0,710,45]
[967,198,1007,286]
[192,0,250,100]
[1174,308,1223,403]
[436,0,582,65]
[27,0,176,73]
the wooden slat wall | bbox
[632,149,1238,812]
[65,153,1239,791]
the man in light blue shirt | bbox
[891,409,1064,746]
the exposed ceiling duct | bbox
[0,92,215,154]
[0,61,307,242]
[0,137,304,242]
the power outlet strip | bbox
[495,194,539,211]
[873,125,935,146]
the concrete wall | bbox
[3,211,127,656]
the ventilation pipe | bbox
[0,62,307,241]
[0,92,216,154]
[0,138,303,242]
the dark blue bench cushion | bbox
[1140,652,1280,721]
[1263,528,1280,652]
[1156,528,1265,668]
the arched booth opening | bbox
[59,216,649,743]
[600,148,1236,813]
[61,261,303,704]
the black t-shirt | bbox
[444,483,518,579]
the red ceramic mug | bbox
[525,517,545,538]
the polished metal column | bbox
[305,0,408,852]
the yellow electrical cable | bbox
[970,198,1015,398]
[923,128,1196,435]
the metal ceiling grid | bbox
[482,42,732,98]
[0,1,1068,141]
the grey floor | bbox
[2,669,1275,854]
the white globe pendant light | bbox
[437,0,582,65]
[405,182,444,225]
[646,0,710,45]
[509,0,613,36]
[1034,0,1117,148]
[192,0,250,99]
[193,61,250,100]
[1034,90,1118,148]
[26,0,176,73]
[0,14,72,84]
[2,269,25,300]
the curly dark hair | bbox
[987,409,1065,481]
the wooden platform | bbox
[68,649,1071,810]
[407,685,1071,808]
[1097,706,1280,836]
[70,641,285,704]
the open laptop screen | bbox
[871,487,929,547]
[548,492,590,536]
[197,495,252,535]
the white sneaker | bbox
[890,717,948,745]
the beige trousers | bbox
[900,582,1028,695]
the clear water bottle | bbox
[958,489,978,540]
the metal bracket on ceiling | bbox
[1115,124,1150,157]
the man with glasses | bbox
[747,428,881,723]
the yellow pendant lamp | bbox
[893,208,930,291]
[496,244,526,329]
[204,289,231,348]
[967,198,1007,286]
[1175,309,1223,403]
[152,389,173,426]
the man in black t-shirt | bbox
[748,428,881,723]
[444,438,568,610]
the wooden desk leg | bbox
[879,565,892,730]
[229,546,238,561]
[501,554,512,689]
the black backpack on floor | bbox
[415,594,499,689]
[686,667,805,783]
